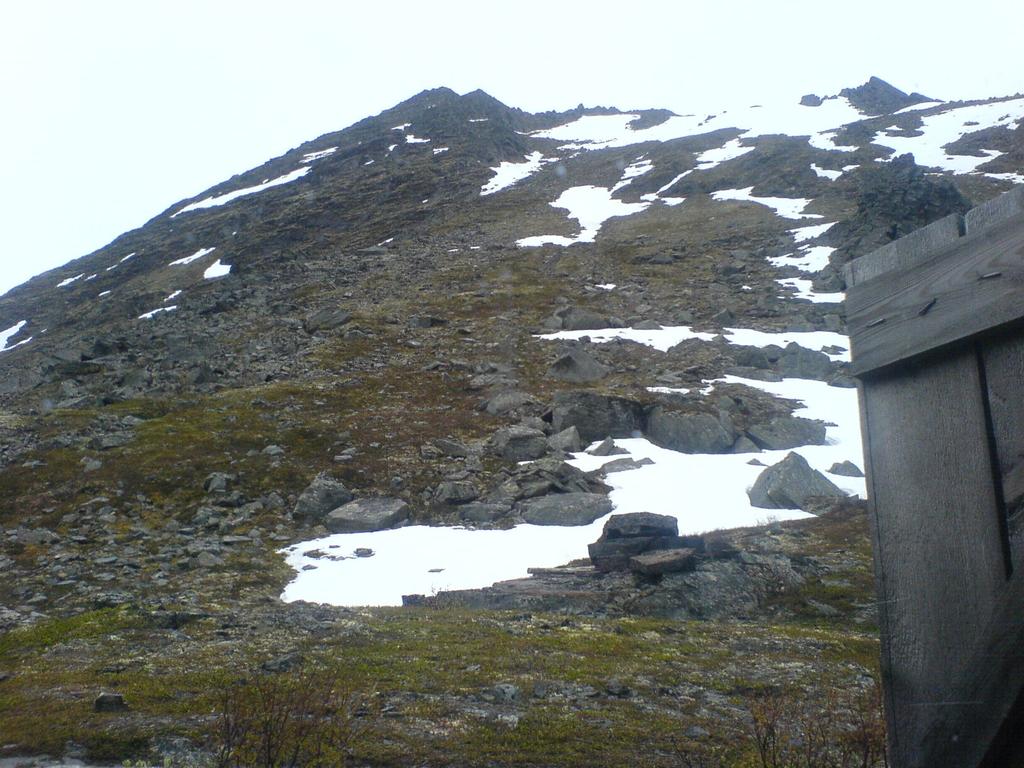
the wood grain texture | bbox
[856,380,902,759]
[981,332,1024,574]
[921,554,1024,768]
[862,352,1007,767]
[845,213,964,288]
[848,218,1024,377]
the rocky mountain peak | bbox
[840,75,932,114]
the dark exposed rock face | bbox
[646,408,735,454]
[777,343,834,380]
[839,76,930,115]
[829,153,972,265]
[747,452,845,510]
[550,392,647,443]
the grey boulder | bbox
[828,460,864,477]
[294,473,354,522]
[518,493,613,526]
[747,452,845,510]
[548,426,582,453]
[547,348,609,383]
[489,425,550,461]
[646,408,734,454]
[326,497,409,532]
[746,417,827,450]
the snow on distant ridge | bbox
[57,273,85,288]
[873,98,1024,174]
[301,147,337,163]
[894,101,945,114]
[533,97,868,155]
[172,167,310,217]
[540,325,848,360]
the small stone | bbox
[828,460,864,477]
[587,437,628,456]
[203,472,235,494]
[492,683,520,703]
[262,444,285,456]
[94,692,128,712]
[605,678,631,697]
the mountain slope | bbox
[0,77,1021,764]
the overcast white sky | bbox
[1,0,1022,297]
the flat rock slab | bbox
[629,548,698,576]
[518,493,613,526]
[326,497,409,533]
[746,417,827,450]
[602,512,679,539]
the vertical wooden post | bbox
[846,187,1024,768]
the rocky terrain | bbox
[0,76,1021,765]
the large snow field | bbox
[280,374,862,606]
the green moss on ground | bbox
[0,604,879,766]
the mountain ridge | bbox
[0,76,1021,765]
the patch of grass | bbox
[0,606,880,765]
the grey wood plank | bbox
[981,333,1024,574]
[856,380,902,760]
[918,546,1024,768]
[845,213,964,288]
[861,351,1007,767]
[848,218,1024,376]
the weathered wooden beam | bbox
[847,217,1024,377]
[860,353,1008,767]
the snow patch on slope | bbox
[172,167,310,217]
[516,186,650,247]
[169,247,216,267]
[480,152,552,195]
[711,188,822,219]
[0,321,30,353]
